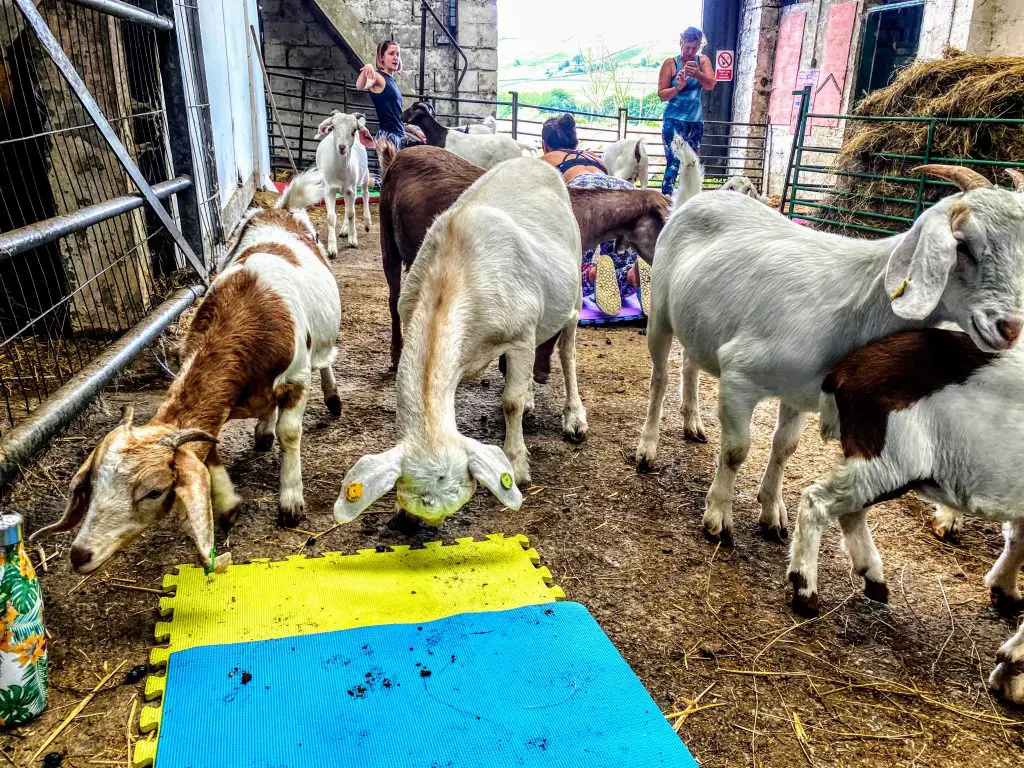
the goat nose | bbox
[997,316,1023,346]
[69,545,93,570]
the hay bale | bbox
[813,53,1024,235]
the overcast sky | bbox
[498,0,703,58]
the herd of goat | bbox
[29,103,1024,705]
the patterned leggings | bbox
[661,118,704,196]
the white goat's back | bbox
[604,137,648,186]
[443,131,524,169]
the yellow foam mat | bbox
[134,534,563,767]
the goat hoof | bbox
[788,572,820,618]
[864,579,890,604]
[253,433,274,453]
[277,503,304,528]
[325,394,342,418]
[636,458,656,474]
[387,510,422,535]
[758,522,788,542]
[990,586,1024,617]
[989,652,1024,705]
[218,503,243,532]
[683,428,708,444]
[563,426,586,445]
[931,517,962,543]
[327,251,338,261]
[703,526,733,547]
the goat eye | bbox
[144,488,165,500]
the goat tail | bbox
[818,391,842,442]
[376,138,399,180]
[277,167,326,210]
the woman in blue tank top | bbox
[356,40,423,150]
[657,27,716,197]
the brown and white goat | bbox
[31,170,342,573]
[377,143,670,376]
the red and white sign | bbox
[715,50,734,82]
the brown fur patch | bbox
[825,329,995,459]
[234,209,325,266]
[235,242,300,268]
[157,270,295,436]
[567,187,670,262]
[276,382,305,411]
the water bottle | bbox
[0,513,48,726]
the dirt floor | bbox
[2,197,1023,767]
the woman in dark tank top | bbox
[356,40,423,150]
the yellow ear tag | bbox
[346,482,363,502]
[500,472,514,490]
[890,277,910,301]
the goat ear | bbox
[885,205,959,321]
[465,438,523,510]
[334,445,405,523]
[172,448,216,569]
[315,115,334,140]
[30,447,97,540]
[357,126,375,149]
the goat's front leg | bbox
[254,408,277,452]
[931,505,964,542]
[362,177,372,232]
[990,621,1024,704]
[386,261,403,371]
[321,365,341,417]
[344,186,357,247]
[756,401,807,541]
[985,520,1024,616]
[557,314,587,444]
[207,445,243,530]
[324,191,339,258]
[703,374,758,544]
[636,308,673,471]
[501,340,534,485]
[275,382,309,527]
[680,348,707,443]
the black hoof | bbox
[532,371,550,385]
[758,523,789,543]
[253,433,274,453]
[277,506,303,528]
[703,527,734,547]
[218,504,243,532]
[386,510,422,535]
[636,456,656,474]
[864,579,890,604]
[563,428,586,445]
[990,586,1024,617]
[683,430,708,444]
[788,572,820,618]
[325,394,342,417]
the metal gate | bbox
[0,0,220,486]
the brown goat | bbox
[378,143,670,377]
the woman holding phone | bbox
[657,27,716,197]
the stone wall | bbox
[259,0,499,125]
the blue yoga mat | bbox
[155,602,697,768]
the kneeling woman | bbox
[540,113,650,323]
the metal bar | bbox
[0,176,190,263]
[421,1,467,90]
[782,87,812,215]
[247,24,296,174]
[14,0,207,281]
[791,199,916,224]
[297,76,307,165]
[64,0,174,30]
[915,119,935,218]
[0,285,204,489]
[511,91,518,140]
[790,212,899,236]
[419,4,428,96]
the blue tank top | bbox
[368,71,405,135]
[663,55,703,123]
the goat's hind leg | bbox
[557,313,587,444]
[344,186,357,247]
[756,401,807,541]
[636,308,672,472]
[985,520,1024,616]
[990,620,1024,704]
[321,365,341,417]
[680,349,707,443]
[275,382,309,527]
[362,175,372,232]
[932,505,964,542]
[703,373,758,544]
[254,408,277,452]
[324,190,339,258]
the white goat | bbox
[786,325,1024,703]
[720,175,769,204]
[314,110,373,254]
[31,169,342,573]
[453,115,497,134]
[334,158,587,527]
[636,165,1024,544]
[603,137,650,188]
[401,101,524,169]
[669,136,703,209]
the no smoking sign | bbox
[716,50,734,82]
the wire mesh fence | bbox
[0,0,211,433]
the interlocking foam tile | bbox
[151,602,697,768]
[134,535,563,766]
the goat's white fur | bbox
[454,115,497,134]
[788,342,1024,703]
[603,137,649,188]
[670,136,703,210]
[334,158,587,526]
[314,110,373,254]
[720,175,769,204]
[637,181,1024,542]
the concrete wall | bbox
[260,0,499,121]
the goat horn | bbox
[159,429,218,451]
[912,164,992,192]
[1004,168,1024,193]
